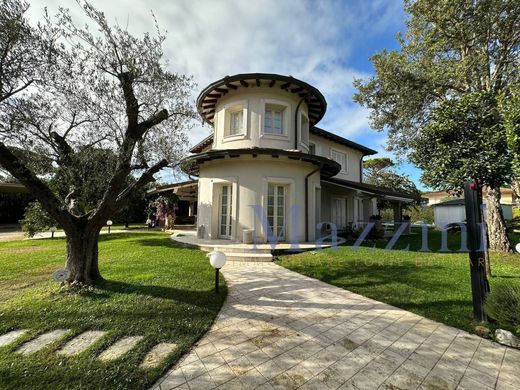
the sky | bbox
[26,0,429,190]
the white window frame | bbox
[299,111,310,149]
[261,177,295,242]
[331,148,348,173]
[223,100,248,140]
[260,99,290,139]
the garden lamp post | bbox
[106,220,113,234]
[208,251,226,294]
[50,226,57,238]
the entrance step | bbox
[57,330,107,356]
[0,329,28,347]
[98,336,144,361]
[139,342,177,369]
[210,246,273,255]
[16,329,69,355]
[225,253,273,262]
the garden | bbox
[0,231,226,390]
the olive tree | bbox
[0,1,195,284]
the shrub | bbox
[484,285,520,335]
[20,201,56,238]
[506,216,520,233]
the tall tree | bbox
[0,1,195,284]
[354,0,519,252]
[363,157,422,210]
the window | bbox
[264,104,285,135]
[224,102,247,137]
[230,110,243,135]
[331,149,347,172]
[309,143,316,155]
[300,113,309,146]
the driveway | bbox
[153,262,519,390]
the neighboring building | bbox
[424,188,515,206]
[172,73,416,243]
[432,199,513,229]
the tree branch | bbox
[50,131,74,165]
[137,109,168,133]
[118,72,139,130]
[115,159,168,206]
[0,142,73,228]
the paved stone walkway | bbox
[153,262,520,390]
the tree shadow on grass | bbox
[97,279,224,308]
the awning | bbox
[322,177,418,203]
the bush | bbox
[506,216,520,233]
[484,285,520,335]
[20,201,56,238]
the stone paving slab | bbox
[98,336,144,361]
[140,342,178,369]
[56,330,107,356]
[16,329,69,355]
[151,262,520,390]
[0,329,28,347]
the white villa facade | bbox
[164,74,416,243]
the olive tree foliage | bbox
[0,1,196,284]
[354,0,519,252]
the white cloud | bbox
[26,0,406,182]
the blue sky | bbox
[27,0,429,190]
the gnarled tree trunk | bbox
[485,187,513,252]
[65,226,102,285]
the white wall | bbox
[197,155,321,243]
[433,204,513,229]
[309,135,364,182]
[212,87,310,152]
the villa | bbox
[158,73,417,244]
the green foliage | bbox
[49,148,118,215]
[20,201,56,237]
[410,92,512,189]
[513,208,520,219]
[500,81,520,179]
[484,285,520,335]
[506,216,520,234]
[354,0,519,156]
[408,205,434,224]
[354,0,519,200]
[363,157,421,207]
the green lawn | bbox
[278,229,520,334]
[0,231,226,390]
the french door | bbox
[219,185,232,238]
[331,197,347,230]
[267,184,286,240]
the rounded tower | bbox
[183,73,340,243]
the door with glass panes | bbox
[331,197,347,230]
[219,185,232,238]
[267,184,286,240]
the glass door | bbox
[267,184,286,240]
[331,197,347,230]
[219,185,232,238]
